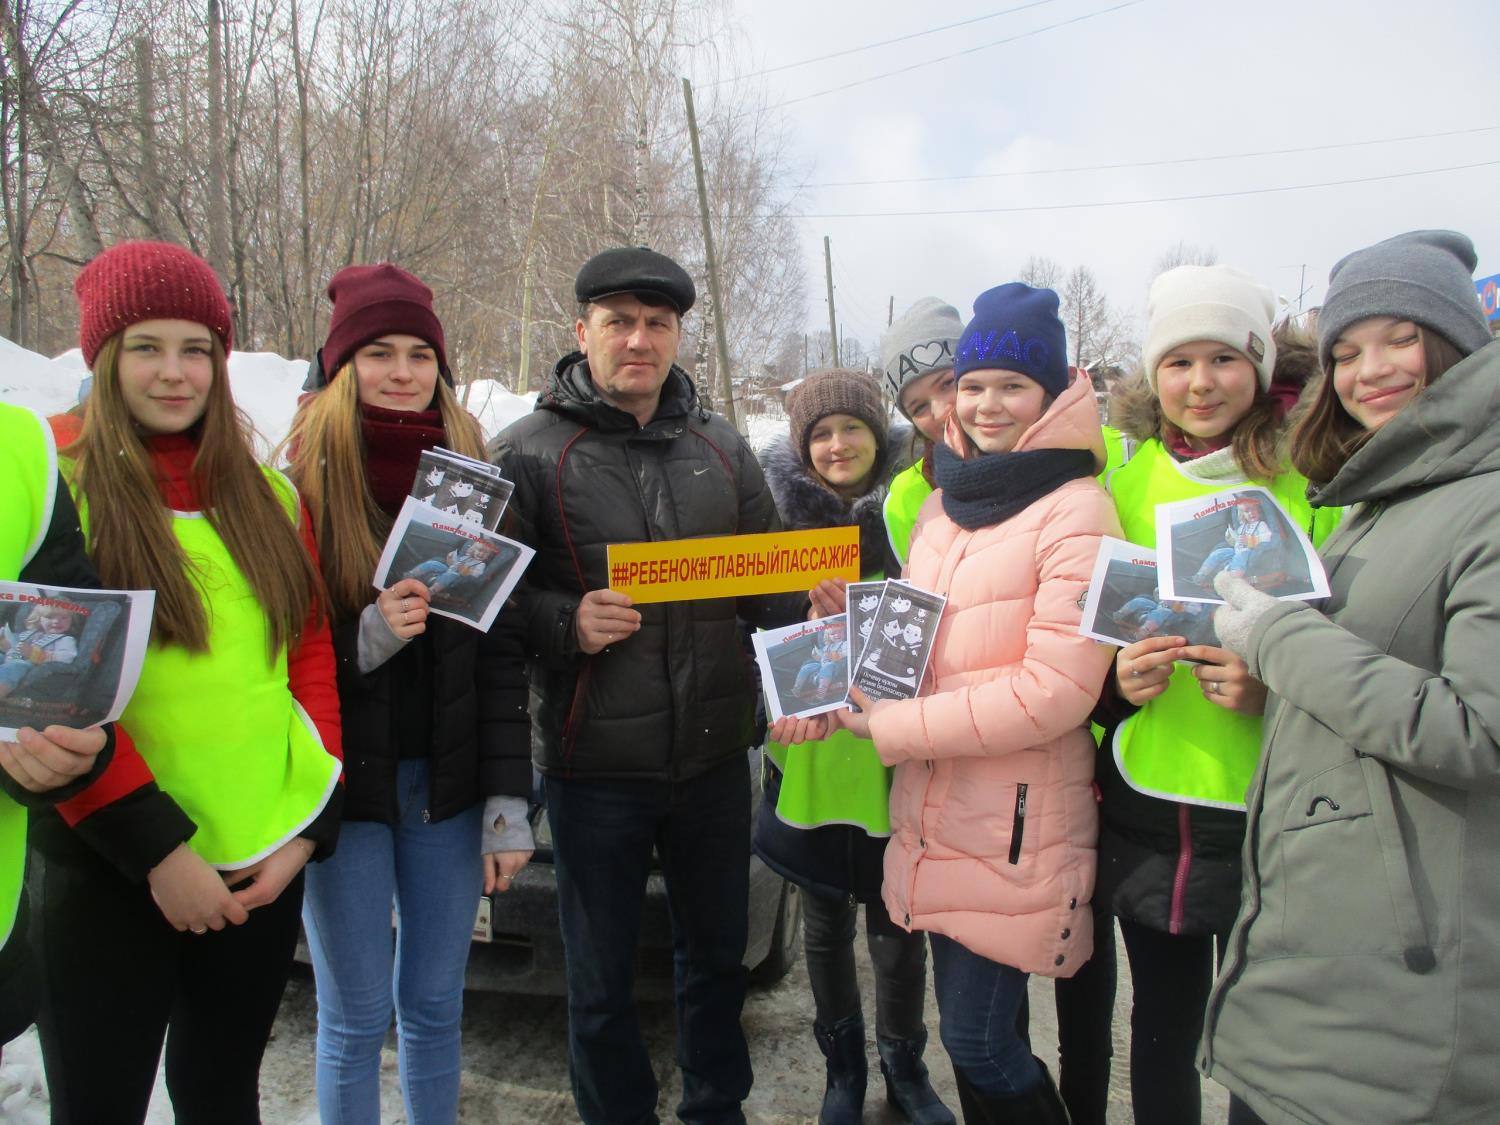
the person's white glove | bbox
[1213,572,1279,659]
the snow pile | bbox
[0,337,86,418]
[460,378,536,439]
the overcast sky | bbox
[692,0,1499,352]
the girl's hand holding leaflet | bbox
[1181,644,1268,715]
[768,712,831,745]
[0,724,106,792]
[484,850,533,894]
[839,687,875,740]
[149,843,251,932]
[808,578,846,620]
[379,577,431,640]
[229,836,316,911]
[1115,635,1186,706]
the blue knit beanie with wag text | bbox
[954,283,1069,398]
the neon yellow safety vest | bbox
[883,460,932,570]
[0,404,57,947]
[1106,439,1341,808]
[64,461,340,869]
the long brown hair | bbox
[1110,322,1317,481]
[281,365,485,620]
[1289,327,1465,484]
[66,334,321,658]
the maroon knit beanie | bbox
[318,263,451,386]
[74,241,233,366]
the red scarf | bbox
[146,433,203,511]
[360,403,447,517]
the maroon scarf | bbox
[360,403,447,517]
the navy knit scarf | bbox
[932,442,1095,531]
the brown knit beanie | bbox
[786,368,888,467]
[75,241,233,365]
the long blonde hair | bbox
[281,366,485,620]
[65,333,321,658]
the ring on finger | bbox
[498,874,513,882]
[1207,680,1221,695]
[191,925,207,935]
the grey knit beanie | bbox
[1317,230,1492,369]
[786,368,888,468]
[881,298,964,413]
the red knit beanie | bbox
[318,263,451,386]
[74,241,233,366]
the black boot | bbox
[813,1015,868,1125]
[952,1059,1070,1125]
[878,1029,956,1125]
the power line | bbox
[784,158,1500,219]
[803,126,1500,188]
[706,0,1063,87]
[441,157,1496,225]
[761,0,1147,113]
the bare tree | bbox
[1060,264,1137,383]
[1151,240,1217,280]
[1017,254,1063,290]
[0,0,809,409]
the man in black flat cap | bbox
[492,247,794,1124]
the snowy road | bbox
[2,926,1231,1122]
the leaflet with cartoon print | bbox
[0,581,155,740]
[849,582,945,704]
[751,614,852,723]
[373,496,534,632]
[410,448,514,532]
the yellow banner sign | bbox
[607,526,860,604]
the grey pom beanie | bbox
[881,298,964,414]
[1317,230,1492,369]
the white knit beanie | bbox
[1142,265,1278,390]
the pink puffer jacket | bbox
[869,371,1120,977]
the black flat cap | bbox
[575,246,696,314]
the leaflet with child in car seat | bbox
[0,580,155,739]
[373,496,534,632]
[1153,486,1327,604]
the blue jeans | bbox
[930,932,1041,1097]
[302,759,483,1124]
[546,754,753,1125]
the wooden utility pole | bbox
[824,236,839,367]
[681,77,740,434]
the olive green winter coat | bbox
[1200,340,1500,1124]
